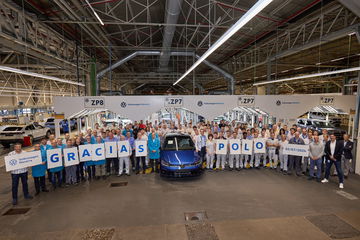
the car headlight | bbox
[161,160,170,167]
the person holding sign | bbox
[64,139,78,186]
[32,144,49,195]
[104,132,119,176]
[84,135,96,180]
[278,134,289,174]
[215,132,227,170]
[266,132,279,169]
[135,132,148,174]
[49,140,64,189]
[8,143,33,205]
[228,132,241,171]
[288,132,305,176]
[94,136,106,179]
[148,132,160,173]
[118,135,131,176]
[206,134,216,170]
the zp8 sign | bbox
[84,97,105,108]
[164,97,183,107]
[238,96,255,106]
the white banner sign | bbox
[92,143,105,161]
[118,141,131,157]
[5,151,42,172]
[216,140,228,155]
[241,139,253,155]
[105,141,118,158]
[47,148,63,169]
[79,145,92,162]
[63,147,80,167]
[253,139,266,154]
[229,139,241,154]
[283,144,309,157]
[135,140,147,157]
[319,96,334,106]
[84,97,105,108]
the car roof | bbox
[164,132,190,137]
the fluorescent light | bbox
[294,67,304,70]
[173,0,273,86]
[0,66,85,86]
[331,57,345,62]
[253,67,360,86]
[281,70,289,73]
[85,0,105,26]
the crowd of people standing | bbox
[8,119,353,205]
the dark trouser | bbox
[136,156,146,172]
[87,165,96,179]
[51,171,62,188]
[325,159,344,183]
[106,158,119,174]
[199,146,206,163]
[76,162,85,181]
[288,155,302,174]
[150,158,159,172]
[47,169,52,182]
[11,172,30,200]
[34,176,46,193]
[309,158,322,179]
[131,150,136,169]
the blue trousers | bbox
[324,159,344,183]
[51,171,62,188]
[11,172,30,200]
[309,158,322,179]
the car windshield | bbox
[46,118,54,123]
[313,121,334,128]
[3,127,23,131]
[163,136,195,151]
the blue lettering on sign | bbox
[95,148,102,156]
[82,149,91,158]
[231,143,239,150]
[67,152,75,161]
[109,146,113,153]
[255,142,263,149]
[50,153,59,162]
[138,145,144,152]
[219,143,224,150]
[120,145,128,153]
[244,144,249,151]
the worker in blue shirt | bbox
[84,135,96,180]
[32,143,49,195]
[122,125,133,137]
[94,136,106,179]
[148,132,160,173]
[104,132,119,175]
[49,139,64,190]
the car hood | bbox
[161,150,199,165]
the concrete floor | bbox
[0,168,360,239]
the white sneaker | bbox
[321,179,329,183]
[339,183,344,189]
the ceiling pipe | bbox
[96,51,235,95]
[159,0,184,71]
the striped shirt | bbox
[8,150,28,174]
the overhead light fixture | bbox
[253,67,360,86]
[331,57,345,62]
[0,66,85,86]
[173,0,273,86]
[85,0,105,26]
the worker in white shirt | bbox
[228,132,240,170]
[266,132,279,169]
[260,130,268,167]
[300,128,310,174]
[196,129,207,163]
[215,132,227,170]
[252,132,263,169]
[8,143,33,205]
[278,134,289,174]
[206,134,216,170]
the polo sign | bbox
[253,139,266,154]
[63,147,80,167]
[79,145,92,162]
[241,139,253,155]
[47,148,63,169]
[5,151,42,172]
[216,140,228,155]
[92,144,105,161]
[105,141,117,158]
[229,139,241,154]
[135,140,147,157]
[118,141,131,157]
[283,144,309,157]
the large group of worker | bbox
[8,119,353,205]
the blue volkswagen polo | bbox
[160,133,203,177]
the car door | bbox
[24,124,35,137]
[34,124,45,138]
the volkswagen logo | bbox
[120,102,127,108]
[9,159,17,166]
[276,100,281,106]
[197,101,203,107]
